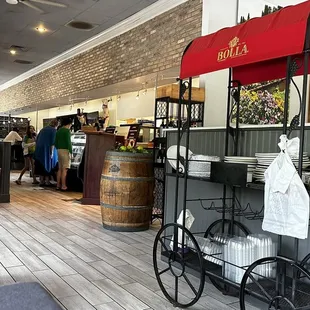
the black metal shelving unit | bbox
[152,96,204,224]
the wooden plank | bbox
[0,264,15,285]
[39,254,77,277]
[63,274,112,306]
[22,239,51,256]
[7,265,38,283]
[64,258,106,281]
[14,250,48,272]
[122,282,176,310]
[45,242,76,260]
[64,244,101,263]
[59,295,96,310]
[0,247,23,267]
[93,279,149,310]
[33,270,77,299]
[90,260,133,286]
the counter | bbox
[82,132,124,205]
[164,126,310,259]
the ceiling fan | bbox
[6,0,67,13]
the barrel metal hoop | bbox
[106,151,152,158]
[101,175,154,182]
[105,157,152,163]
[100,203,152,211]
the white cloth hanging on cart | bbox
[262,135,309,239]
[169,210,195,250]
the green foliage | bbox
[115,144,149,154]
[239,4,282,24]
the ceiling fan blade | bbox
[20,1,44,13]
[29,0,67,7]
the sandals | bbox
[15,180,21,185]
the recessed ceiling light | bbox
[6,0,18,5]
[10,49,16,55]
[36,26,46,33]
[66,20,97,31]
[14,59,33,65]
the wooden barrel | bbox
[100,151,154,231]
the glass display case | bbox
[71,131,86,168]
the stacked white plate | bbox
[254,152,310,183]
[167,146,193,173]
[224,156,257,183]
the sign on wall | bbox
[234,0,304,125]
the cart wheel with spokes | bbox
[153,223,205,308]
[204,219,250,295]
[297,253,310,278]
[240,256,310,310]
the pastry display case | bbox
[71,131,86,169]
[66,131,86,192]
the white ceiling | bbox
[0,0,158,85]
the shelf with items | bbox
[152,85,205,224]
[0,116,29,140]
[119,123,155,148]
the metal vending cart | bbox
[153,2,310,309]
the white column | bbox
[200,0,239,127]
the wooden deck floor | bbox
[0,173,260,310]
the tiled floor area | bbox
[0,173,249,310]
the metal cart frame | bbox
[153,3,310,309]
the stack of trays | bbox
[224,156,257,182]
[254,152,310,183]
[188,155,220,178]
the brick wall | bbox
[0,0,202,111]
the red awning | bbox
[180,1,310,85]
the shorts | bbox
[24,154,34,158]
[57,149,71,170]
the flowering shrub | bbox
[232,87,285,125]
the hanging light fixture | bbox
[13,119,16,123]
[20,118,23,122]
[27,117,31,121]
[143,82,148,95]
[117,95,121,101]
[136,91,140,100]
[2,121,5,125]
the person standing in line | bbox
[55,118,72,191]
[34,119,58,186]
[15,125,39,185]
